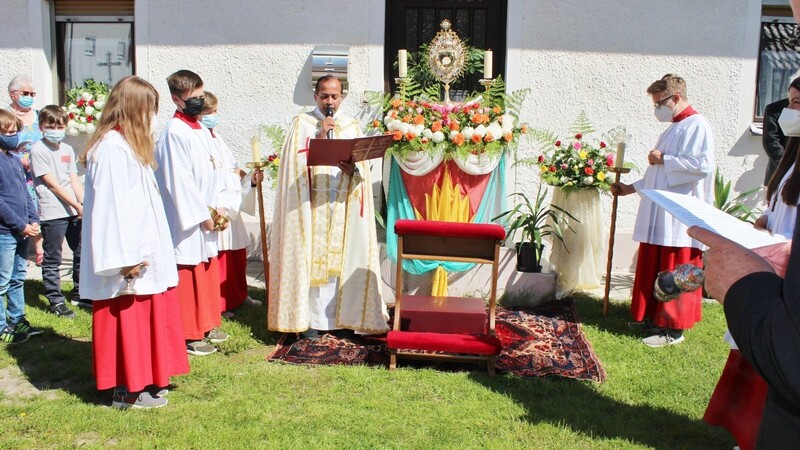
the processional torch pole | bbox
[603,133,630,316]
[246,130,270,302]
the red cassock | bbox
[92,288,190,392]
[218,249,249,312]
[176,257,222,340]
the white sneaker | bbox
[642,331,685,348]
[242,296,262,307]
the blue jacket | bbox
[0,150,38,235]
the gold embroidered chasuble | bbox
[268,110,389,333]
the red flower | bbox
[537,155,545,163]
[575,133,582,139]
[549,166,556,172]
[584,167,594,175]
[599,141,607,148]
[76,99,85,107]
[86,115,94,123]
[68,113,75,120]
[88,100,95,106]
[555,140,562,147]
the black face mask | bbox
[182,97,205,117]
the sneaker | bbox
[0,326,28,344]
[205,328,228,343]
[13,319,42,336]
[221,310,234,319]
[642,329,685,348]
[50,303,77,319]
[147,386,169,398]
[186,340,217,356]
[300,329,320,340]
[242,296,262,307]
[112,388,168,409]
[70,299,93,311]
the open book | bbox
[639,189,784,249]
[307,134,394,166]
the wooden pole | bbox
[246,162,270,304]
[603,167,630,316]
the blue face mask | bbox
[17,96,34,109]
[44,129,66,144]
[200,114,219,129]
[0,133,20,151]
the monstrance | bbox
[428,19,467,104]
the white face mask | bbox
[654,105,673,123]
[778,108,800,136]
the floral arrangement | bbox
[366,77,529,160]
[63,79,109,135]
[261,124,285,188]
[523,112,620,192]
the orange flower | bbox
[493,106,501,114]
[413,114,425,125]
[390,110,397,119]
[392,130,403,140]
[452,133,466,146]
[504,133,513,142]
[391,98,402,109]
[471,114,483,124]
[372,119,380,128]
[448,120,460,131]
[431,120,443,132]
[484,132,494,143]
[520,124,528,134]
[405,132,417,141]
[471,134,482,144]
[402,115,411,123]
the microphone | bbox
[325,107,334,139]
[653,264,705,302]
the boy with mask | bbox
[155,70,226,356]
[0,109,41,344]
[612,74,715,347]
[30,105,84,319]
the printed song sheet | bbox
[639,189,784,249]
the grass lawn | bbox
[0,281,735,449]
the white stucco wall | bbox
[0,0,776,271]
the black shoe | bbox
[332,329,356,339]
[300,329,320,340]
[50,303,77,319]
[70,299,93,311]
[0,326,28,344]
[13,319,42,336]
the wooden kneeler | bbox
[388,220,506,376]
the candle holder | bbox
[479,78,495,91]
[245,160,268,170]
[608,166,631,175]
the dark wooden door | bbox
[385,0,507,97]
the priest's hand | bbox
[610,182,635,197]
[648,150,664,165]
[120,261,149,279]
[317,116,335,139]
[338,160,357,176]
[201,218,215,232]
[687,226,775,303]
[251,169,264,186]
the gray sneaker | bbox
[642,330,685,348]
[112,388,168,409]
[186,340,217,356]
[206,328,228,343]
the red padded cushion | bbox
[387,331,502,355]
[399,296,487,334]
[394,219,505,241]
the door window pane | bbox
[58,22,133,92]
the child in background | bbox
[200,91,262,316]
[81,76,189,409]
[0,109,41,344]
[30,105,85,319]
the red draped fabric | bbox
[399,160,491,219]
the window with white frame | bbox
[756,7,800,119]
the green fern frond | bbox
[568,111,596,135]
[505,88,530,120]
[261,124,287,155]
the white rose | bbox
[399,122,411,135]
[431,131,445,143]
[68,105,80,114]
[79,116,87,123]
[80,91,93,101]
[560,176,570,184]
[77,123,87,133]
[462,127,475,139]
[96,94,106,102]
[449,130,460,140]
[95,112,102,121]
[67,120,77,128]
[583,176,594,185]
[86,123,96,134]
[84,106,95,115]
[386,119,399,132]
[413,124,424,136]
[421,128,433,139]
[93,101,105,110]
[501,115,515,132]
[383,115,393,126]
[66,126,79,137]
[487,123,503,139]
[474,124,487,137]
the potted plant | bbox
[493,184,577,272]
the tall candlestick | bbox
[615,141,625,168]
[251,135,261,163]
[483,50,493,79]
[398,49,408,78]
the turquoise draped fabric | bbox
[386,153,507,275]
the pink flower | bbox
[555,140,562,147]
[573,142,582,150]
[537,155,545,163]
[561,163,568,169]
[606,154,614,165]
[588,158,594,165]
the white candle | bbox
[615,141,625,168]
[484,50,493,79]
[251,136,261,163]
[398,49,408,78]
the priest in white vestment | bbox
[268,75,389,336]
[613,74,715,348]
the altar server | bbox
[155,70,226,356]
[80,76,189,409]
[612,74,715,347]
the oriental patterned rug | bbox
[266,299,606,382]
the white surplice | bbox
[154,115,221,265]
[632,114,715,250]
[79,130,178,300]
[268,108,389,333]
[763,162,798,240]
[208,130,251,251]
